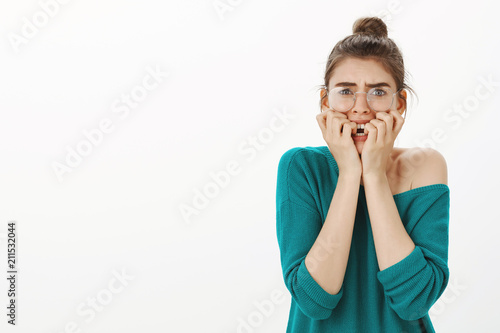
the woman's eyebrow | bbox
[366,82,391,88]
[334,82,391,88]
[334,82,357,87]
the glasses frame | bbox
[325,86,403,113]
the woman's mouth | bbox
[352,123,367,141]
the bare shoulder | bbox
[397,147,448,189]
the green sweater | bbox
[275,146,450,332]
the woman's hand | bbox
[361,110,404,178]
[317,110,362,176]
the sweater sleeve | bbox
[376,186,450,321]
[276,148,343,320]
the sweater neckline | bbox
[360,182,449,199]
[322,146,449,199]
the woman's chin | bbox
[354,140,364,155]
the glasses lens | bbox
[329,87,354,112]
[328,87,395,112]
[367,87,394,112]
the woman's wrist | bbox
[361,171,387,185]
[339,168,362,180]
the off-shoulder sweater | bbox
[275,146,450,332]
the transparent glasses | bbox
[326,86,402,112]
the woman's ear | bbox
[320,87,330,112]
[397,89,407,116]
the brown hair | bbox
[318,17,415,116]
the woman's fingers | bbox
[316,112,327,133]
[317,110,357,142]
[372,118,386,144]
[390,110,405,135]
[342,122,357,138]
[324,110,346,137]
[364,122,378,145]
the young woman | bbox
[276,17,450,332]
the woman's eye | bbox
[339,88,353,95]
[371,89,387,96]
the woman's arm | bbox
[365,148,450,320]
[305,170,361,295]
[363,172,416,271]
[363,148,447,271]
[276,148,360,319]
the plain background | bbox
[0,0,498,332]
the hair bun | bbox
[352,17,388,38]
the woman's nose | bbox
[352,92,370,113]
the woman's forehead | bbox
[329,58,396,88]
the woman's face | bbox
[322,57,406,154]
